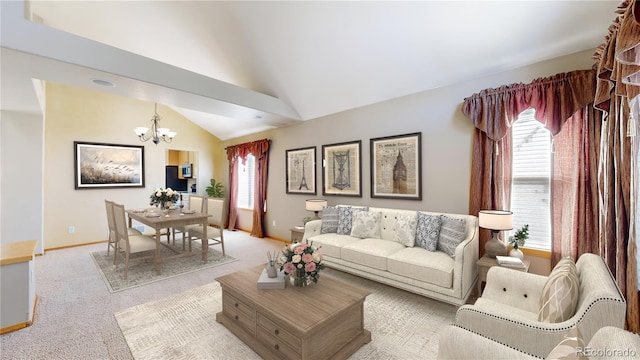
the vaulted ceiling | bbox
[1,1,619,140]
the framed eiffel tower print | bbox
[370,132,422,200]
[322,140,362,197]
[286,146,316,194]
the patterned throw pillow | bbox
[393,213,418,247]
[436,215,466,257]
[320,206,339,233]
[350,211,381,239]
[414,213,442,251]
[337,206,367,235]
[545,325,587,360]
[538,258,580,323]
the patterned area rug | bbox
[115,269,457,359]
[91,241,236,293]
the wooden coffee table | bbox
[216,265,371,360]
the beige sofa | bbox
[302,206,479,306]
[453,253,626,358]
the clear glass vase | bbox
[289,270,309,287]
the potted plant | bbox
[508,224,529,259]
[206,179,224,198]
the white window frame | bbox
[510,108,552,251]
[237,154,255,210]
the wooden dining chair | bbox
[104,199,141,264]
[186,197,225,255]
[174,195,205,249]
[112,202,157,280]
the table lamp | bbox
[305,199,327,219]
[478,210,513,258]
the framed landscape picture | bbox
[74,141,145,189]
[322,140,362,197]
[286,146,316,194]
[370,132,422,200]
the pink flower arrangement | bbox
[278,242,324,286]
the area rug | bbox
[115,269,457,359]
[91,242,236,293]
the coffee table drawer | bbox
[257,313,300,351]
[257,324,299,360]
[222,293,256,335]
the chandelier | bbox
[133,103,176,145]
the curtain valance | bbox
[462,70,596,140]
[225,139,271,163]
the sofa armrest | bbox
[482,266,547,313]
[438,324,535,360]
[452,221,478,301]
[302,219,322,242]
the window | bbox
[510,109,552,250]
[237,154,255,210]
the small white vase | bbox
[509,248,524,259]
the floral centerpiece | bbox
[149,187,179,210]
[278,242,324,287]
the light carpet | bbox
[91,241,236,293]
[115,269,457,359]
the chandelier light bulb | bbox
[133,103,176,145]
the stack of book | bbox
[257,268,285,289]
[495,256,526,269]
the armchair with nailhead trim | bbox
[453,253,626,358]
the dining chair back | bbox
[112,202,157,280]
[175,195,205,248]
[185,197,225,255]
[105,199,141,264]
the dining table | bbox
[127,208,211,275]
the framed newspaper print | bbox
[322,140,362,197]
[286,146,316,194]
[370,132,421,200]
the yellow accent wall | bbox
[43,83,223,249]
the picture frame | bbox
[322,140,362,197]
[286,146,316,195]
[370,132,422,200]
[74,141,145,189]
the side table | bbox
[290,227,304,243]
[476,255,531,295]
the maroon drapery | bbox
[463,70,595,257]
[225,139,271,238]
[592,0,640,332]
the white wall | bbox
[0,110,44,254]
[223,50,597,242]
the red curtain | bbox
[225,139,271,238]
[463,70,595,257]
[592,0,639,332]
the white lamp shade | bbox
[305,199,327,211]
[134,127,148,136]
[478,210,513,230]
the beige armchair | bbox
[454,253,626,358]
[438,324,640,360]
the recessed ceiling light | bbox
[91,78,116,87]
[255,115,263,119]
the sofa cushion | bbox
[545,325,586,360]
[351,211,382,239]
[306,233,360,259]
[341,238,405,271]
[337,206,368,235]
[415,212,442,251]
[393,212,418,247]
[437,215,466,257]
[538,258,580,323]
[387,247,454,288]
[320,206,339,233]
